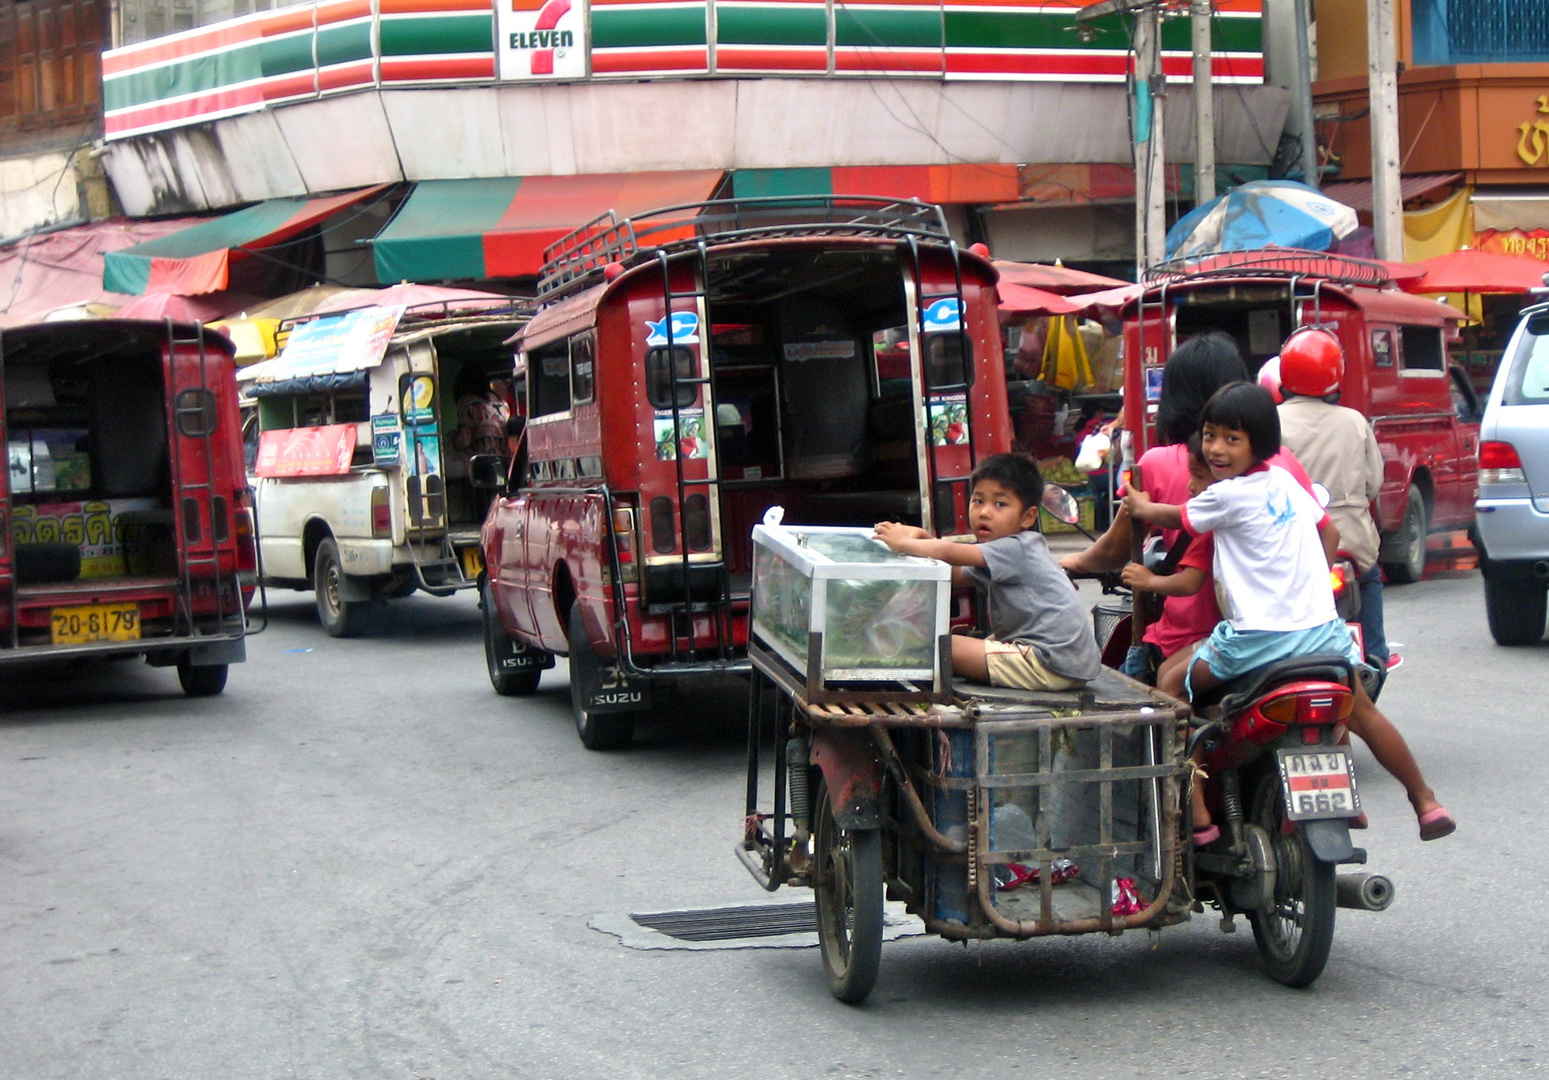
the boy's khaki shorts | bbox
[983,640,1085,691]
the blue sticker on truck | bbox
[646,311,700,346]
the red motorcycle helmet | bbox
[1256,355,1283,404]
[1279,327,1344,397]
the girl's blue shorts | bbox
[1189,618,1362,696]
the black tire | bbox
[1382,487,1429,585]
[567,602,634,750]
[1247,774,1337,987]
[1484,573,1548,646]
[177,660,228,697]
[314,537,370,638]
[484,579,541,696]
[813,778,883,1004]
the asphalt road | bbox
[1,563,1544,1080]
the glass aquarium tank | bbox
[751,523,951,688]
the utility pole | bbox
[1367,0,1403,260]
[1291,0,1319,189]
[1191,0,1216,206]
[1078,0,1167,276]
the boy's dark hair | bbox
[1200,382,1281,463]
[1155,331,1252,446]
[1185,431,1208,471]
[971,453,1044,514]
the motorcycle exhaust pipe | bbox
[1336,872,1395,912]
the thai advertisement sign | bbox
[255,425,358,477]
[497,0,587,80]
[248,306,404,386]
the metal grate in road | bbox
[628,902,817,942]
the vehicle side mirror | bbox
[1042,482,1080,524]
[470,454,508,489]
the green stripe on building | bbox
[941,11,1258,53]
[258,32,317,78]
[379,14,494,57]
[590,6,708,49]
[717,6,827,47]
[834,8,942,50]
[104,46,265,112]
[315,22,375,67]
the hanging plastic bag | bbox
[1074,431,1111,472]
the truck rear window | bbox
[1504,316,1549,405]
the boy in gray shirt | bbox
[875,453,1102,689]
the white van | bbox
[245,301,525,635]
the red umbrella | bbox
[1402,248,1549,295]
[998,281,1082,315]
[1067,283,1144,315]
[992,259,1128,295]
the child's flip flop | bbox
[1418,807,1456,841]
[1193,824,1221,847]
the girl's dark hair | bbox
[1155,331,1252,445]
[971,452,1044,512]
[1200,382,1281,464]
[454,364,492,400]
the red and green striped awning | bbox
[372,171,726,282]
[730,165,1021,205]
[103,186,388,296]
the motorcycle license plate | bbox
[50,603,141,645]
[1278,748,1360,821]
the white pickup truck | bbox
[246,302,525,635]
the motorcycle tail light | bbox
[1261,688,1354,725]
[1302,725,1324,745]
[1260,694,1299,724]
[1329,563,1349,595]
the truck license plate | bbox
[1277,748,1360,821]
[50,603,141,645]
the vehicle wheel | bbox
[567,602,634,750]
[813,778,883,1004]
[314,537,371,638]
[1382,487,1429,585]
[1246,773,1336,987]
[1484,573,1547,646]
[484,579,541,696]
[177,660,228,697]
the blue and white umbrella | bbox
[1165,180,1360,260]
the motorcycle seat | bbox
[1193,653,1355,718]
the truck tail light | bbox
[1479,440,1525,485]
[650,496,675,554]
[234,492,257,574]
[611,502,639,582]
[371,487,392,538]
[0,509,8,560]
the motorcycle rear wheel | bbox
[1247,773,1336,987]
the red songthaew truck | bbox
[2,320,254,695]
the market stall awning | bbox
[731,165,1020,205]
[993,259,1128,294]
[997,282,1083,316]
[372,171,725,283]
[1319,173,1462,214]
[103,186,389,296]
[0,217,211,327]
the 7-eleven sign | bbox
[497,0,588,80]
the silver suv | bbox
[1475,300,1549,645]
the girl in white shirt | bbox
[1127,383,1454,843]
